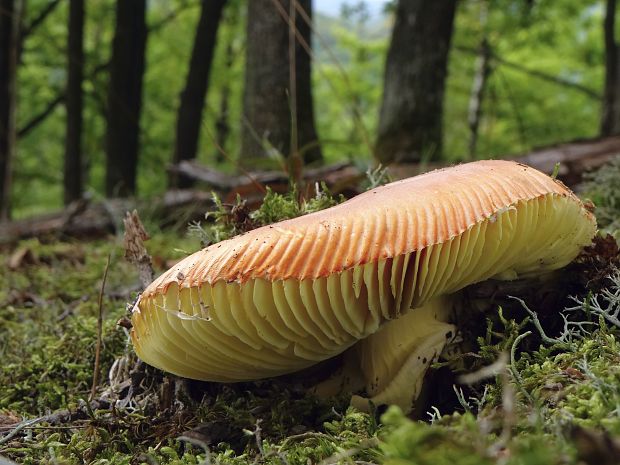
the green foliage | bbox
[446,0,602,160]
[11,0,609,216]
[253,184,343,223]
[313,11,386,162]
[251,188,305,224]
[189,184,344,246]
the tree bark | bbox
[105,0,147,198]
[170,0,227,189]
[64,0,84,205]
[375,0,457,163]
[0,0,20,220]
[214,41,234,163]
[240,0,322,167]
[601,0,620,136]
[467,38,491,158]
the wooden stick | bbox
[90,254,111,401]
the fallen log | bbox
[169,159,364,207]
[513,135,620,187]
[0,190,214,245]
[386,135,620,187]
[4,135,619,245]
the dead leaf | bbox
[8,246,36,270]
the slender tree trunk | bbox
[170,0,227,189]
[601,0,620,136]
[105,0,147,198]
[375,0,457,163]
[64,0,84,205]
[214,42,234,163]
[467,39,491,158]
[0,0,20,220]
[240,0,322,167]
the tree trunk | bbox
[467,38,491,158]
[64,0,84,205]
[0,0,20,220]
[240,0,322,167]
[170,0,227,189]
[375,0,457,163]
[214,41,234,163]
[105,0,147,198]
[601,0,620,136]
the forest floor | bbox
[2,166,620,465]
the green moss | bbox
[581,156,620,237]
[517,331,620,433]
[252,184,343,224]
[0,239,133,414]
[380,408,495,465]
[189,185,344,246]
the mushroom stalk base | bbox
[313,296,456,414]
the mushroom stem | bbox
[312,295,456,413]
[352,295,456,413]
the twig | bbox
[0,400,106,445]
[317,448,360,465]
[20,0,62,39]
[0,424,87,431]
[90,254,111,401]
[455,44,600,100]
[509,330,534,403]
[270,0,375,157]
[17,93,64,138]
[60,198,90,232]
[248,419,289,465]
[508,296,572,349]
[204,116,268,195]
[509,331,531,383]
[0,415,54,446]
[253,419,264,458]
[148,1,197,33]
[18,60,110,139]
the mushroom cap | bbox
[131,160,596,381]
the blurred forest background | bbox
[0,0,615,220]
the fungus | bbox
[130,160,596,412]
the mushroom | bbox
[130,160,596,412]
